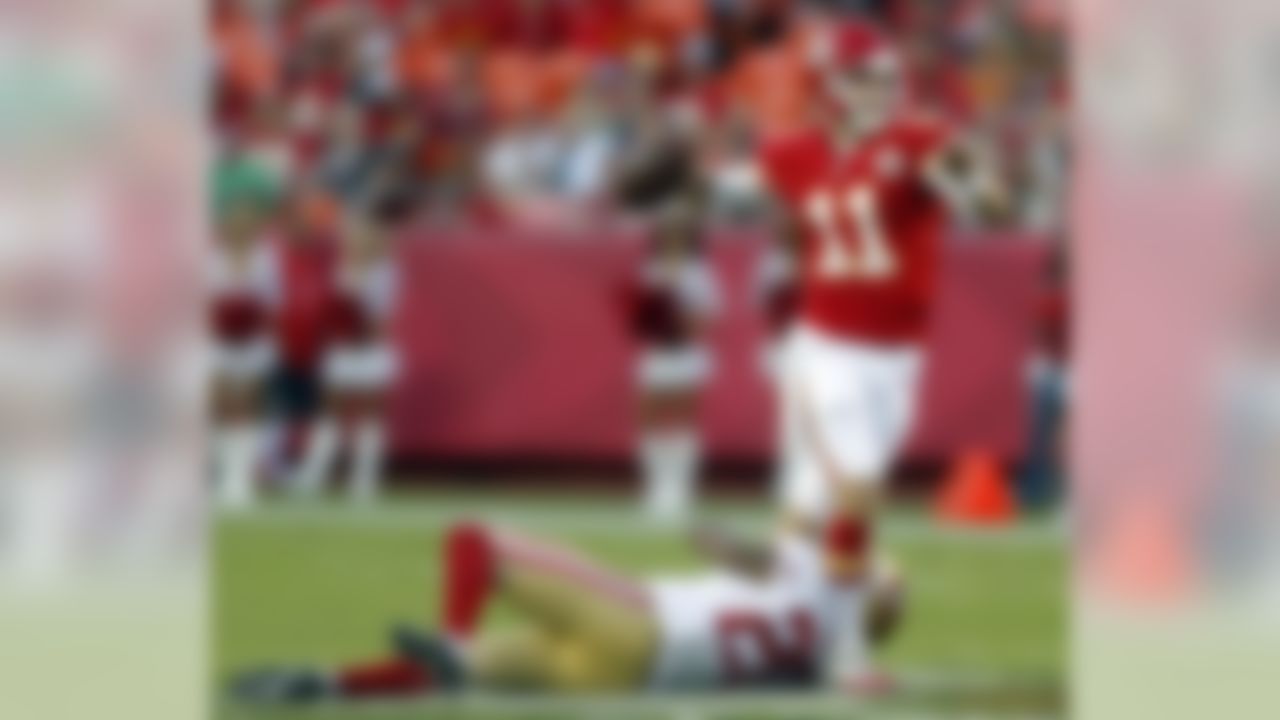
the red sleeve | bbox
[902,115,954,169]
[758,129,825,206]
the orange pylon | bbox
[934,449,1017,525]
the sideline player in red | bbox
[759,21,1007,691]
[265,188,342,494]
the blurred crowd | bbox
[213,0,1068,236]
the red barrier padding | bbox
[387,228,1044,464]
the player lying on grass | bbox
[231,521,906,702]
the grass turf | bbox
[214,493,1065,719]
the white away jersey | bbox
[639,258,721,321]
[647,535,838,690]
[209,242,279,307]
[336,258,398,323]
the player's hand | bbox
[392,624,467,691]
[228,666,335,705]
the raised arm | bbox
[923,134,1012,228]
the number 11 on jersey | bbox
[805,185,897,282]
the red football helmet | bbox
[817,20,904,130]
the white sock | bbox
[294,417,340,498]
[640,429,698,523]
[666,428,699,520]
[825,583,872,684]
[639,432,664,519]
[6,457,75,587]
[639,431,671,521]
[260,420,289,485]
[216,422,261,510]
[348,418,386,502]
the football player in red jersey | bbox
[267,189,342,494]
[210,202,278,509]
[292,214,399,502]
[758,21,1007,692]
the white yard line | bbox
[218,502,1066,547]
[218,669,1060,720]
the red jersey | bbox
[1037,284,1070,363]
[760,114,952,343]
[274,234,340,370]
[211,292,268,344]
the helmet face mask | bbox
[820,22,904,133]
[826,49,903,132]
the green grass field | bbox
[214,492,1065,719]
